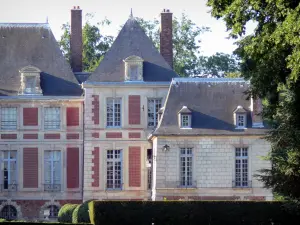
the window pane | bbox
[44,150,61,184]
[106,98,121,127]
[148,99,162,127]
[130,65,138,80]
[180,148,193,187]
[1,108,17,130]
[106,149,122,189]
[235,147,248,187]
[44,107,60,130]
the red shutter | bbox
[67,107,79,126]
[23,108,38,126]
[23,148,38,188]
[128,95,141,125]
[129,146,141,187]
[67,147,79,188]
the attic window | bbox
[178,106,192,129]
[123,55,143,81]
[234,106,247,129]
[19,65,42,95]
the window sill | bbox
[180,127,192,129]
[105,188,123,191]
[235,127,247,130]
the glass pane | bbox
[1,108,17,130]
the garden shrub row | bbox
[0,222,90,225]
[58,203,79,223]
[88,201,300,225]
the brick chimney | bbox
[70,6,83,72]
[160,9,173,69]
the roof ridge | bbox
[172,77,248,83]
[0,23,50,28]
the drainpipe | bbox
[151,139,157,201]
[81,100,85,202]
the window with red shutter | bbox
[66,107,79,126]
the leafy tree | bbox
[199,52,240,77]
[207,0,300,201]
[137,14,210,77]
[58,13,113,72]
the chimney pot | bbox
[160,9,173,69]
[70,7,83,72]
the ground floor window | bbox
[106,149,122,189]
[48,205,59,219]
[0,205,17,220]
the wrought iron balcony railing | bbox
[232,180,252,188]
[44,183,61,192]
[0,183,18,192]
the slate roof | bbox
[0,23,82,96]
[87,17,178,82]
[153,78,268,136]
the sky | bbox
[0,0,247,56]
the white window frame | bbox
[44,107,61,130]
[235,147,249,187]
[236,113,246,129]
[179,148,193,187]
[106,149,122,190]
[1,107,17,130]
[147,98,162,128]
[1,150,18,189]
[180,114,191,128]
[44,150,61,185]
[106,98,122,128]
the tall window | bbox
[106,98,121,127]
[106,149,122,190]
[147,149,152,190]
[0,205,17,220]
[1,151,17,190]
[1,108,17,130]
[44,151,61,186]
[235,147,249,187]
[148,99,162,127]
[180,148,193,187]
[44,107,60,130]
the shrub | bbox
[0,222,91,225]
[89,201,300,225]
[72,204,81,224]
[57,203,79,223]
[77,199,94,223]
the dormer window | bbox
[234,106,247,129]
[123,55,143,81]
[178,106,192,129]
[19,65,42,95]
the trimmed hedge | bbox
[0,222,90,225]
[76,200,94,223]
[72,204,81,224]
[58,203,79,223]
[89,201,300,225]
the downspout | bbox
[151,137,157,201]
[81,99,85,202]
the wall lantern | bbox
[162,144,170,152]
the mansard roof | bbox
[153,78,268,136]
[87,17,178,82]
[0,23,82,96]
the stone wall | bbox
[153,136,272,200]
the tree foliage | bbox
[58,13,113,72]
[207,0,300,201]
[199,52,240,77]
[137,14,210,77]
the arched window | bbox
[0,205,17,220]
[48,205,59,219]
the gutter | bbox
[81,100,85,202]
[83,81,171,88]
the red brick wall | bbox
[23,133,38,139]
[67,147,80,188]
[1,134,17,139]
[106,132,122,138]
[92,132,99,138]
[23,148,38,188]
[92,147,100,187]
[244,196,266,201]
[92,95,99,125]
[23,108,38,126]
[128,95,141,125]
[129,146,141,187]
[44,133,60,139]
[66,133,80,139]
[129,132,141,138]
[66,107,80,126]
